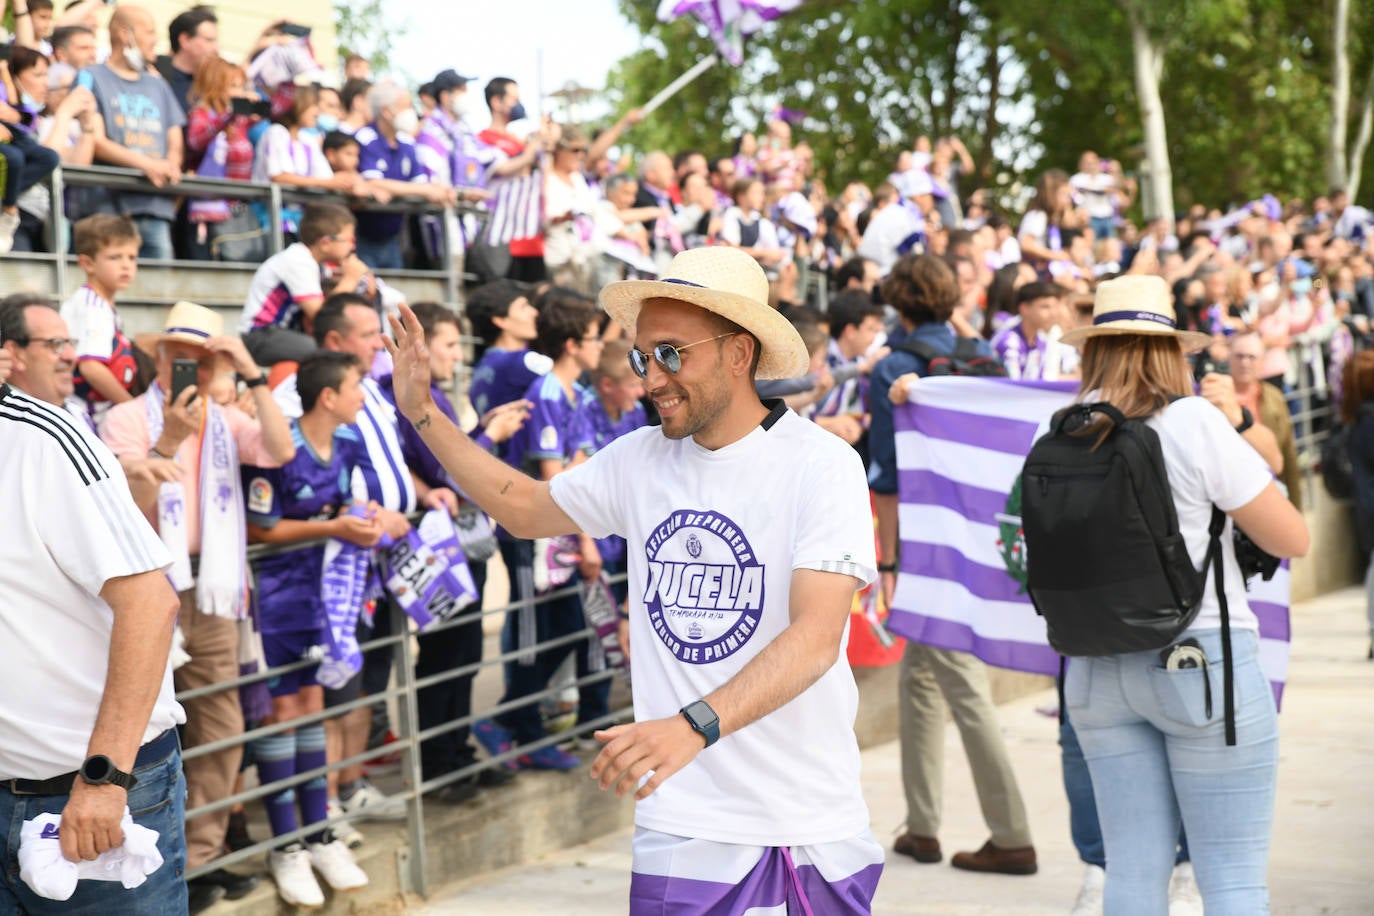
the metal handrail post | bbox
[50,166,66,294]
[442,205,460,308]
[393,605,429,898]
[269,183,285,254]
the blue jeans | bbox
[130,215,173,261]
[0,729,188,914]
[0,132,59,207]
[355,236,402,271]
[1066,629,1277,915]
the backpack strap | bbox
[895,337,945,366]
[1206,505,1237,747]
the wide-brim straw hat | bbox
[1059,274,1211,354]
[160,300,223,347]
[598,247,808,380]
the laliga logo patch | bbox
[643,509,764,665]
[247,477,273,515]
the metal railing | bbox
[36,164,482,307]
[179,522,631,898]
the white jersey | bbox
[550,406,878,846]
[0,386,182,779]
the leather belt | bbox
[1,729,178,797]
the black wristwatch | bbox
[680,700,720,748]
[1234,406,1255,435]
[79,754,138,790]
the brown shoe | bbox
[950,840,1038,875]
[893,833,942,864]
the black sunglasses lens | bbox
[654,344,682,374]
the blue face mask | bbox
[315,113,339,134]
[508,101,527,122]
[20,92,38,110]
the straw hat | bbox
[160,300,223,347]
[598,247,809,380]
[1059,274,1211,354]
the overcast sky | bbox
[387,0,645,124]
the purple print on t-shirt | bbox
[642,509,764,665]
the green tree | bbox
[334,0,397,75]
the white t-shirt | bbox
[252,123,332,184]
[0,386,182,779]
[1070,170,1116,219]
[238,242,323,334]
[550,408,878,846]
[857,203,922,276]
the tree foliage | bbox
[602,0,1374,211]
[334,0,396,76]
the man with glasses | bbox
[385,247,885,913]
[0,295,187,912]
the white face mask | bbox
[447,92,471,118]
[392,108,419,136]
[122,33,145,71]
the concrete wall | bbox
[1289,479,1362,602]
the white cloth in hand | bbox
[18,809,163,900]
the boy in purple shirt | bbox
[990,281,1061,380]
[242,352,379,907]
[474,291,606,771]
[466,280,552,424]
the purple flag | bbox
[657,0,803,66]
[885,377,1292,706]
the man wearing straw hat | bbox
[102,301,294,908]
[386,246,885,912]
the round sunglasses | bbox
[627,333,736,378]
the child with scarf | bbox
[240,351,380,908]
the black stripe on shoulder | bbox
[0,396,108,486]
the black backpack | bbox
[896,336,1008,377]
[1021,401,1240,745]
[1320,403,1374,501]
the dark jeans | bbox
[1060,705,1189,867]
[416,562,488,780]
[0,729,188,914]
[241,326,317,367]
[495,538,608,744]
[355,236,402,271]
[0,133,58,207]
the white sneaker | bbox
[308,837,369,891]
[1070,863,1105,916]
[340,779,407,822]
[269,843,325,908]
[1169,862,1204,916]
[0,211,19,254]
[327,800,364,849]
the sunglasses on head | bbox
[628,333,736,378]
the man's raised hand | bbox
[384,303,436,424]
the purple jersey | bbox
[990,319,1047,381]
[505,373,594,475]
[468,347,552,418]
[243,422,365,633]
[579,391,647,455]
[354,124,427,240]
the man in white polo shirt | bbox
[0,324,186,911]
[385,247,885,913]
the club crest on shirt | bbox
[247,477,273,515]
[643,509,764,665]
[538,425,558,452]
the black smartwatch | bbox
[79,754,138,790]
[679,700,720,748]
[1233,406,1255,435]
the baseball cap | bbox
[432,69,476,93]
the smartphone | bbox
[0,45,12,64]
[231,97,272,118]
[171,358,199,405]
[280,22,312,38]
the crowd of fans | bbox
[0,1,1369,912]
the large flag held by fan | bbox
[885,377,1293,706]
[656,0,803,66]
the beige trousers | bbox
[174,590,244,869]
[898,642,1033,848]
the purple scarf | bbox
[316,507,373,689]
[383,509,479,631]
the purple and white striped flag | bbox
[885,377,1292,705]
[657,0,803,65]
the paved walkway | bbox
[419,588,1374,915]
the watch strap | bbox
[1234,406,1255,435]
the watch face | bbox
[82,755,113,783]
[685,701,717,727]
